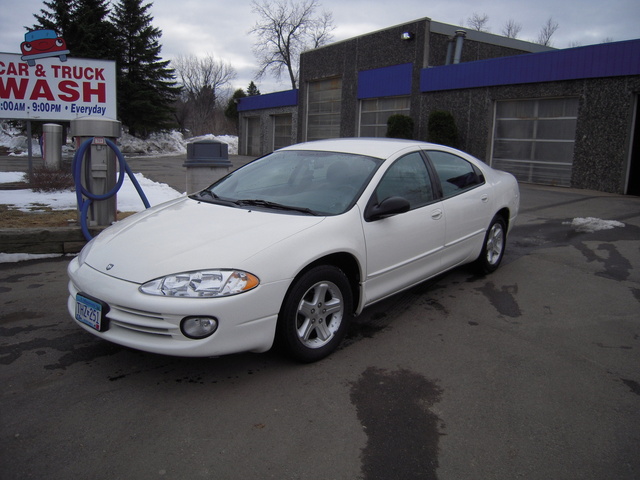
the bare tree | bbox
[537,17,559,46]
[467,12,490,32]
[172,54,237,135]
[250,0,335,89]
[501,19,522,39]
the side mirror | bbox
[365,196,411,222]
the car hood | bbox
[82,197,325,283]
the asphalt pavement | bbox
[1,152,640,479]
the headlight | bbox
[139,269,260,298]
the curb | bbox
[0,227,105,254]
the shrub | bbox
[427,110,459,148]
[386,114,414,139]
[29,165,74,192]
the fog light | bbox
[181,316,218,339]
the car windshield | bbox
[193,150,383,215]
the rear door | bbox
[425,150,493,268]
[361,152,445,304]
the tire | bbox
[277,265,353,362]
[476,215,507,274]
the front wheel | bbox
[277,265,353,362]
[476,215,507,274]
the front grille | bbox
[106,304,180,338]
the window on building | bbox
[359,96,411,137]
[491,97,579,186]
[273,114,293,151]
[246,117,261,156]
[307,78,342,141]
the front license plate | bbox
[75,293,109,332]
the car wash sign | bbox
[0,29,116,121]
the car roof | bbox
[279,137,441,159]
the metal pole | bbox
[26,120,33,181]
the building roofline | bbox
[305,17,432,52]
[429,20,555,53]
[303,16,553,55]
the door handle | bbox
[481,194,489,203]
[431,209,443,220]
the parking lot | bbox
[1,166,639,479]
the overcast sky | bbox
[1,0,639,93]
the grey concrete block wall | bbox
[571,76,640,193]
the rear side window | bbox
[426,151,485,198]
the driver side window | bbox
[375,153,434,209]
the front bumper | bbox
[67,258,288,357]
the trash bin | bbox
[42,123,63,170]
[183,139,232,193]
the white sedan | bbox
[68,138,519,362]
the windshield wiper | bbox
[236,199,318,215]
[190,190,217,200]
[190,190,241,207]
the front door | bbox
[362,152,445,304]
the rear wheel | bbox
[277,265,352,362]
[476,215,507,274]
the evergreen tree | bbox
[72,0,117,60]
[225,82,261,128]
[33,0,116,60]
[225,88,247,124]
[247,81,261,96]
[110,0,181,137]
[32,0,74,37]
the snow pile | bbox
[187,134,239,155]
[0,123,41,156]
[565,217,625,233]
[118,130,187,155]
